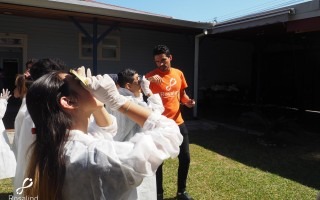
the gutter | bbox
[209,7,299,34]
[215,8,295,29]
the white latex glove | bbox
[76,66,86,77]
[71,66,90,86]
[0,89,11,101]
[86,74,127,110]
[140,76,152,96]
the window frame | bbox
[79,34,120,61]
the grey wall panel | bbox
[0,14,195,89]
[1,14,82,69]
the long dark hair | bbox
[25,72,75,199]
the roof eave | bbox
[209,0,320,35]
[1,0,214,30]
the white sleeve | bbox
[110,104,138,142]
[13,114,36,196]
[88,114,118,139]
[146,94,165,114]
[122,93,164,114]
[0,99,8,119]
[92,112,182,176]
[111,96,145,142]
[0,130,16,179]
[64,113,182,199]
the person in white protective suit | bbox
[12,59,37,158]
[12,74,32,158]
[0,88,16,180]
[13,58,67,197]
[113,68,164,141]
[110,68,164,200]
[23,69,182,200]
[13,60,115,198]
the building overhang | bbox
[0,0,214,34]
[209,0,320,37]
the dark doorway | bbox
[2,59,18,91]
[1,59,22,129]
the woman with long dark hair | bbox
[24,71,182,200]
[12,74,32,157]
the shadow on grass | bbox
[189,125,320,190]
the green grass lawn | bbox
[0,178,13,200]
[162,125,320,200]
[1,125,319,200]
[162,145,317,200]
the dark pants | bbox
[156,123,191,194]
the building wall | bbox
[0,14,197,127]
[197,31,320,112]
[198,37,254,102]
[0,14,195,85]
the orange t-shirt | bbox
[145,67,188,125]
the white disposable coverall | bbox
[13,111,35,197]
[12,97,27,158]
[0,98,16,179]
[62,112,182,200]
[13,111,117,197]
[111,88,164,199]
[113,88,164,141]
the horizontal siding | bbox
[0,14,195,84]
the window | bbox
[0,33,28,72]
[79,34,120,60]
[0,38,23,46]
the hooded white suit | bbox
[0,98,16,179]
[13,111,180,200]
[13,97,28,158]
[62,112,181,200]
[111,88,164,200]
[13,111,117,197]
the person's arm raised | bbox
[92,107,113,127]
[117,100,151,127]
[83,69,152,127]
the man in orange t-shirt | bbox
[145,45,195,200]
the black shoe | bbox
[176,191,193,200]
[157,193,163,200]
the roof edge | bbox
[1,0,214,30]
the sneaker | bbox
[176,191,193,200]
[157,193,163,200]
